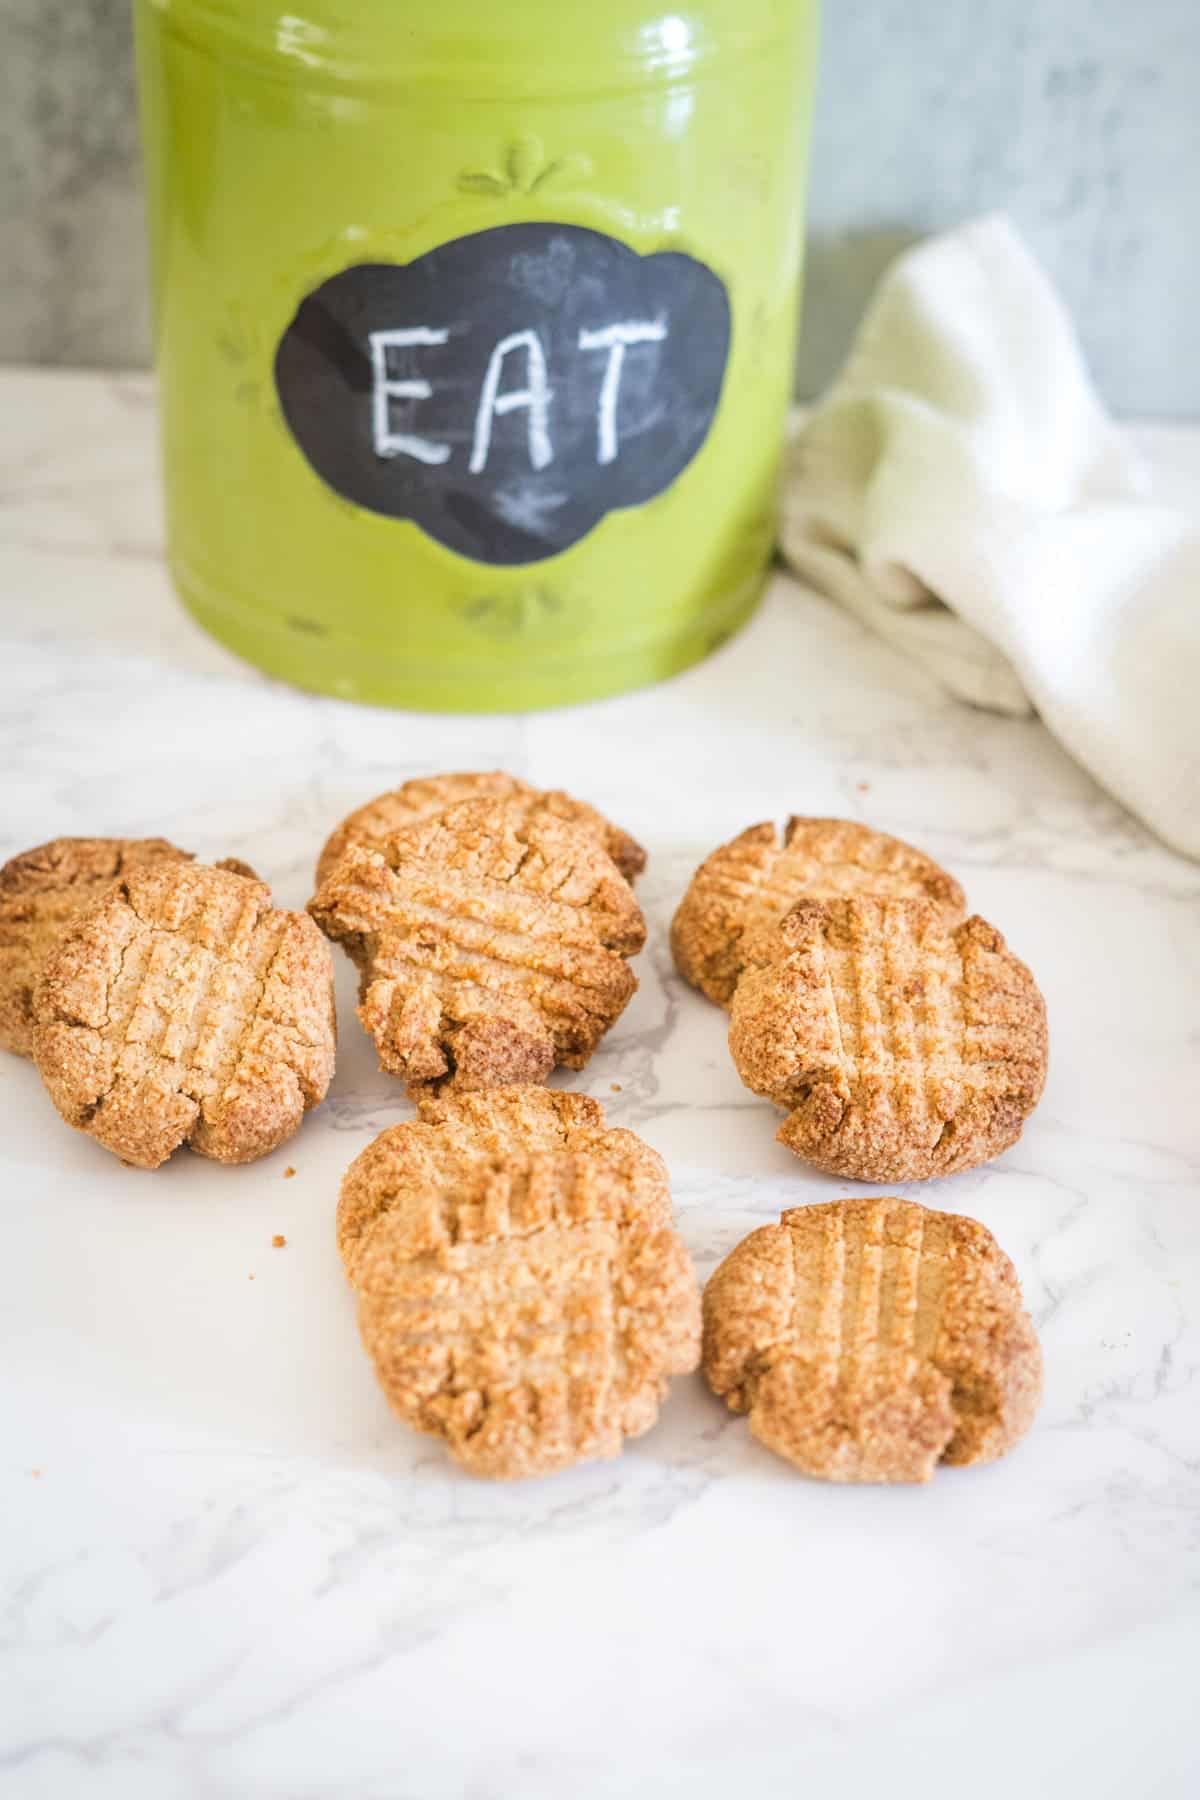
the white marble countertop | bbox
[1,371,1198,1800]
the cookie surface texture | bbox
[0,838,196,1057]
[703,1197,1042,1483]
[310,797,645,1097]
[671,817,965,1007]
[337,1084,672,1285]
[728,897,1047,1181]
[316,770,646,888]
[354,1136,699,1479]
[34,862,336,1168]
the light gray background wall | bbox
[1,0,1197,415]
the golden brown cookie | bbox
[0,837,259,1059]
[310,797,645,1098]
[316,770,645,889]
[728,897,1047,1182]
[354,1143,700,1480]
[703,1197,1042,1483]
[671,816,966,1007]
[34,861,335,1169]
[1,838,192,1058]
[337,1083,672,1285]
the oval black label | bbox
[273,223,731,566]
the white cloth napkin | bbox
[779,215,1200,861]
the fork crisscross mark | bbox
[349,863,629,1012]
[106,880,289,1104]
[361,1156,654,1468]
[384,1224,618,1449]
[314,800,643,1087]
[822,904,986,1130]
[789,1200,944,1389]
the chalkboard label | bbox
[274,223,731,566]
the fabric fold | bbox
[779,215,1199,860]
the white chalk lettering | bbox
[469,329,554,475]
[578,320,668,464]
[369,328,451,465]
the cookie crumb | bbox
[248,1273,256,1281]
[857,781,871,793]
[284,1166,296,1179]
[272,1234,287,1248]
[610,1082,622,1093]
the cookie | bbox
[728,897,1047,1181]
[1,838,193,1058]
[34,861,335,1169]
[703,1197,1042,1483]
[671,817,965,1007]
[353,1141,700,1480]
[310,797,645,1098]
[0,837,258,1058]
[338,1083,671,1285]
[316,770,645,888]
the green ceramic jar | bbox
[133,1,819,709]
